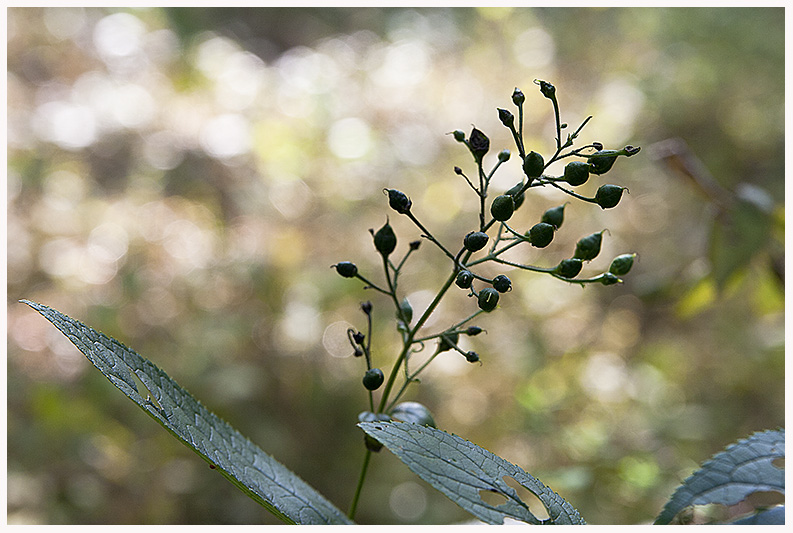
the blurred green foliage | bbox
[7,6,783,525]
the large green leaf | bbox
[21,300,352,525]
[358,420,585,524]
[655,428,784,524]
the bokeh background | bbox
[7,6,784,525]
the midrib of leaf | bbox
[22,300,352,525]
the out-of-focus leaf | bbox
[709,185,774,289]
[358,421,585,525]
[21,300,352,525]
[655,429,784,524]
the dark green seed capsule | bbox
[364,434,383,452]
[555,258,583,279]
[465,351,480,363]
[390,402,436,427]
[490,194,515,222]
[452,129,466,142]
[512,87,525,106]
[465,326,484,336]
[464,231,489,252]
[456,270,474,289]
[497,108,514,128]
[492,274,512,293]
[536,79,556,99]
[333,261,358,278]
[587,150,619,175]
[523,151,545,179]
[574,231,604,261]
[600,272,621,286]
[595,184,626,209]
[373,219,397,257]
[438,332,460,353]
[541,203,566,229]
[528,222,555,248]
[363,368,385,391]
[504,181,526,210]
[384,188,412,213]
[609,253,636,276]
[399,297,413,324]
[478,287,499,312]
[468,127,490,161]
[563,160,591,186]
[498,149,511,162]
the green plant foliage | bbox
[654,429,784,524]
[359,421,585,525]
[20,300,352,525]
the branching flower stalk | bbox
[332,80,641,519]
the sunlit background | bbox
[7,7,784,525]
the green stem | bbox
[348,448,372,520]
[377,270,457,413]
[405,211,457,262]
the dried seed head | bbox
[333,261,358,278]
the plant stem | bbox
[377,270,457,413]
[348,448,372,520]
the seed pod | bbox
[352,331,365,345]
[574,231,604,261]
[523,151,545,179]
[555,258,583,279]
[452,129,466,142]
[492,274,512,293]
[600,272,621,286]
[438,332,460,353]
[528,222,555,248]
[364,434,383,452]
[399,297,413,324]
[333,261,358,278]
[609,253,636,276]
[373,219,397,257]
[490,194,515,222]
[563,160,591,186]
[360,301,372,315]
[595,184,626,209]
[541,203,566,229]
[455,270,474,289]
[512,87,525,106]
[536,79,556,99]
[464,231,489,252]
[466,326,484,336]
[390,402,436,427]
[497,108,515,128]
[384,188,412,214]
[478,287,499,312]
[358,410,390,451]
[468,127,490,161]
[498,149,511,162]
[465,351,480,363]
[363,368,385,391]
[587,150,619,175]
[409,240,421,251]
[504,181,526,210]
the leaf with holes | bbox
[655,429,785,524]
[21,300,352,525]
[358,420,585,524]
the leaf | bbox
[655,428,785,524]
[358,420,585,524]
[21,300,352,525]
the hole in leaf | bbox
[478,488,508,507]
[129,368,163,411]
[771,457,784,469]
[747,490,784,508]
[503,475,550,521]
